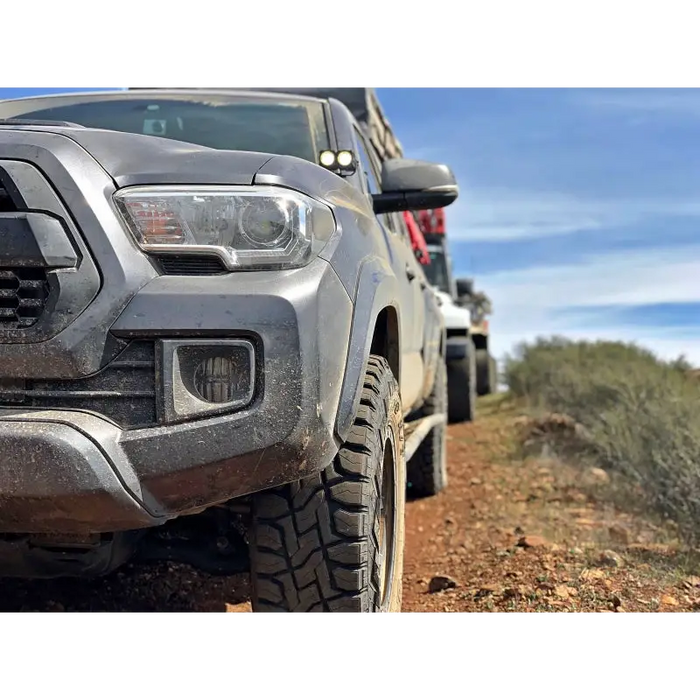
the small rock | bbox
[660,594,679,607]
[555,585,577,599]
[579,568,605,582]
[445,517,455,525]
[470,477,482,486]
[683,576,700,589]
[597,549,624,568]
[570,547,584,556]
[428,575,459,593]
[517,535,549,549]
[583,467,610,485]
[608,524,631,544]
[225,602,252,613]
[474,583,501,598]
[609,594,622,610]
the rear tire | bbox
[489,355,498,394]
[249,355,405,612]
[407,357,447,498]
[475,348,493,396]
[447,341,476,423]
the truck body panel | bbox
[0,88,448,548]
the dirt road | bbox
[2,396,698,612]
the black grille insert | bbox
[0,268,50,330]
[0,341,157,428]
[155,254,228,275]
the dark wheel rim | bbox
[376,437,397,609]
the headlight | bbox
[113,185,336,271]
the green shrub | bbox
[505,336,700,544]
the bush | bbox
[505,336,700,544]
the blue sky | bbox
[2,87,697,365]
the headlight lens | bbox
[113,185,336,270]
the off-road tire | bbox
[475,348,493,396]
[407,357,447,498]
[489,355,498,394]
[447,340,476,423]
[249,355,406,612]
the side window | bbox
[353,129,395,228]
[353,129,381,195]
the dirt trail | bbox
[2,396,698,612]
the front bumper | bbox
[0,257,354,534]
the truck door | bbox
[351,128,424,410]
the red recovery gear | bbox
[416,208,446,235]
[403,210,430,265]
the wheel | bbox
[475,348,492,396]
[447,340,476,423]
[249,355,406,612]
[407,357,447,498]
[488,355,498,394]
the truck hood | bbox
[0,124,306,189]
[435,289,471,329]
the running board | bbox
[404,413,446,461]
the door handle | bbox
[406,265,416,282]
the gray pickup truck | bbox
[0,88,458,612]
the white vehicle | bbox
[424,243,477,423]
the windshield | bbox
[423,249,451,294]
[0,94,330,163]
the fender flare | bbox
[334,257,403,442]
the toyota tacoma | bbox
[0,88,457,612]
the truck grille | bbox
[0,268,51,330]
[0,341,157,428]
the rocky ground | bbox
[2,394,698,612]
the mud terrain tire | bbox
[447,340,476,423]
[249,355,406,612]
[475,348,494,396]
[407,357,448,498]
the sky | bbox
[1,87,696,366]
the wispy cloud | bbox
[445,187,700,242]
[472,245,700,364]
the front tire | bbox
[407,357,447,498]
[249,355,406,612]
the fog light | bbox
[193,356,240,404]
[160,339,256,422]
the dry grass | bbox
[504,336,700,546]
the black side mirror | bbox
[372,159,459,215]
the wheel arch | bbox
[334,260,403,443]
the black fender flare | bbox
[334,257,403,443]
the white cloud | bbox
[443,187,700,242]
[471,245,700,366]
